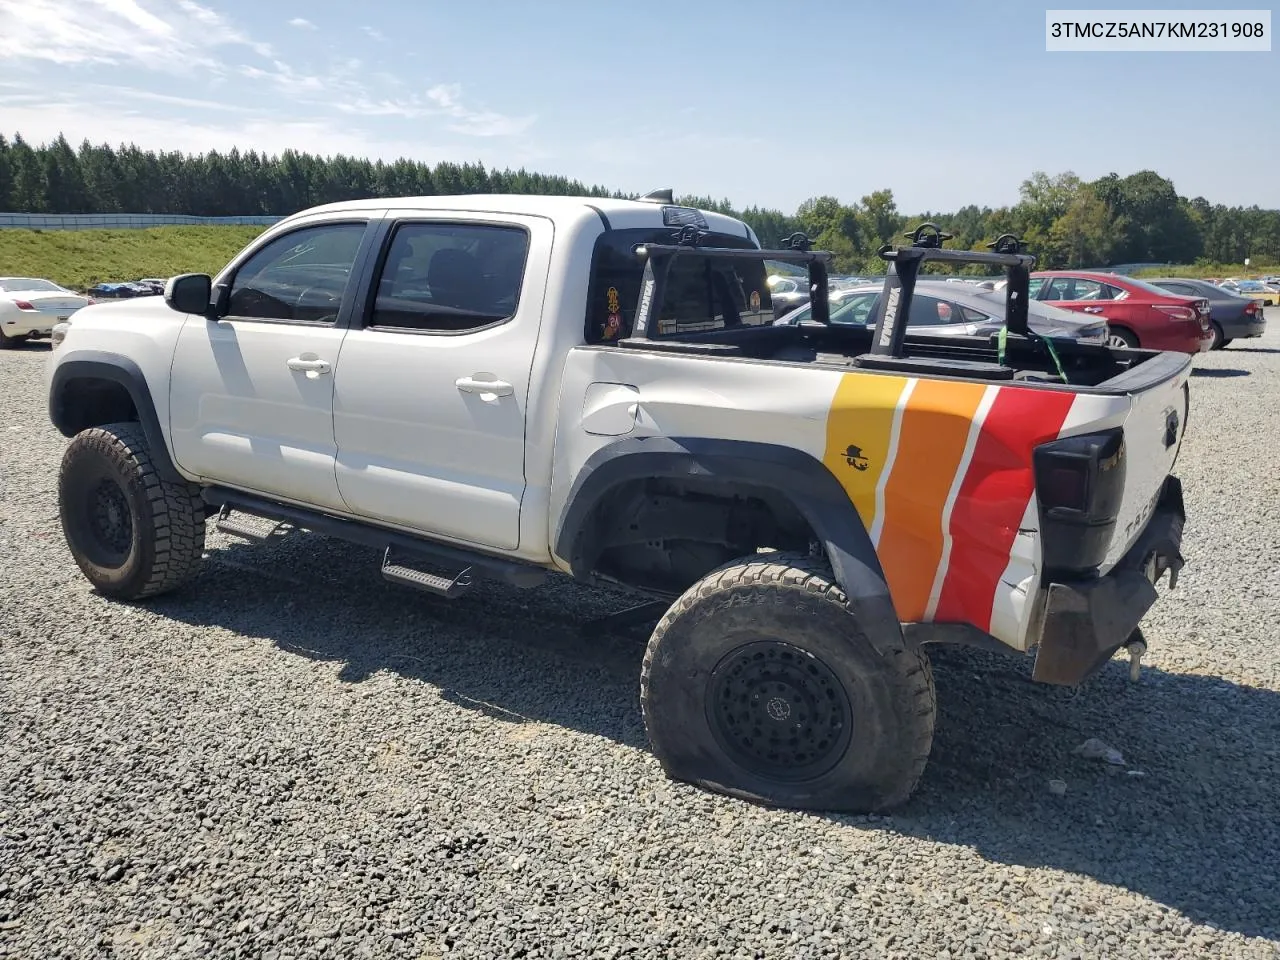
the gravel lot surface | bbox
[3,327,1279,960]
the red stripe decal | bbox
[933,387,1076,630]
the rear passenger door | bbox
[332,212,553,552]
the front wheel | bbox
[640,552,936,812]
[58,423,206,600]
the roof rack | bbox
[859,224,1036,370]
[627,229,834,340]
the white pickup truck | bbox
[47,193,1189,812]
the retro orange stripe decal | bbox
[822,373,911,537]
[874,379,989,621]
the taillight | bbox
[1153,304,1196,322]
[1033,428,1127,576]
[13,299,35,311]
[1244,301,1258,315]
[86,297,98,305]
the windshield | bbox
[0,278,64,293]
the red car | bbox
[1029,270,1213,353]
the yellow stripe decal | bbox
[822,372,912,539]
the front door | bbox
[168,219,373,511]
[332,213,552,552]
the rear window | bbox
[585,228,772,342]
[0,278,62,292]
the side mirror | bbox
[164,273,212,315]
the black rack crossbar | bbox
[629,240,834,340]
[869,225,1036,360]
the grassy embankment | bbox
[0,225,268,291]
[2,224,1274,290]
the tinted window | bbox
[227,223,366,323]
[368,222,529,333]
[1044,277,1113,301]
[1154,281,1197,296]
[586,228,770,342]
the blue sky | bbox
[0,0,1275,214]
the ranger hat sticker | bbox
[749,290,761,310]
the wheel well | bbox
[56,377,139,434]
[569,476,822,596]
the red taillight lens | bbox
[1153,304,1196,322]
[13,299,35,310]
[1244,301,1258,315]
[86,297,98,305]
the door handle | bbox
[286,356,331,378]
[1083,306,1104,314]
[456,376,514,398]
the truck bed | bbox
[616,320,1188,395]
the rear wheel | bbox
[1106,326,1138,349]
[1208,322,1225,350]
[58,423,206,600]
[0,327,27,349]
[641,552,935,812]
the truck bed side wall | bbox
[549,347,1133,652]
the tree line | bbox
[1,132,1277,273]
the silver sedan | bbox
[773,280,1109,343]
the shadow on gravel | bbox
[1224,346,1279,354]
[1191,368,1250,378]
[151,534,1279,943]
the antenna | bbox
[639,188,675,204]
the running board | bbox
[381,548,473,599]
[215,505,292,542]
[200,487,547,590]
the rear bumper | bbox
[1031,475,1185,686]
[3,316,56,337]
[1221,315,1267,339]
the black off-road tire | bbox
[58,422,206,600]
[640,551,935,813]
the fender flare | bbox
[553,436,904,652]
[49,350,185,484]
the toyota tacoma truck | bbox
[46,192,1188,813]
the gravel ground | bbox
[2,327,1279,960]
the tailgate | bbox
[1099,353,1192,571]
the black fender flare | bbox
[49,350,185,484]
[553,436,904,653]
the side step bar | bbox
[381,548,473,599]
[215,504,292,542]
[201,487,548,591]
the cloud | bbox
[288,17,316,30]
[425,83,537,138]
[361,26,385,41]
[0,0,272,69]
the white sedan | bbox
[0,277,91,347]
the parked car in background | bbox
[1143,277,1267,349]
[1029,270,1212,353]
[773,281,1110,343]
[766,274,810,318]
[0,277,91,348]
[1219,279,1279,306]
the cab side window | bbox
[368,222,530,333]
[226,222,367,324]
